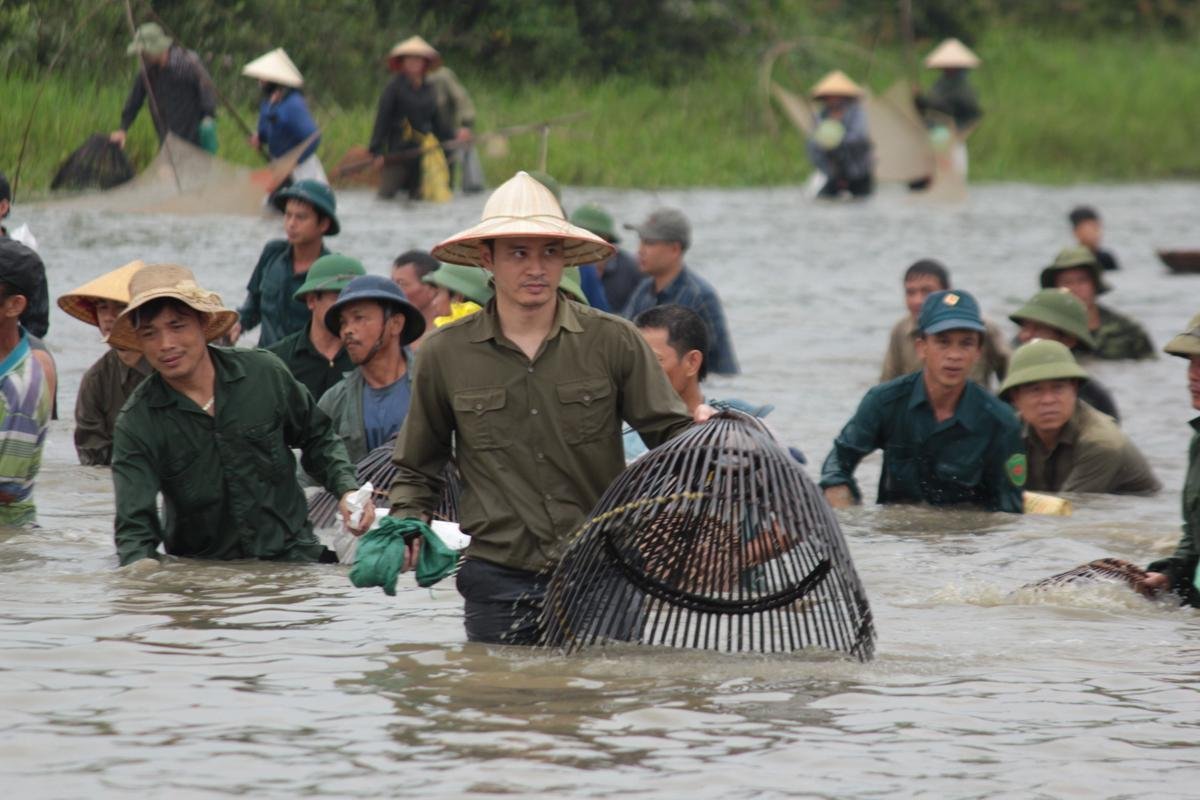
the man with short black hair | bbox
[1069,205,1119,272]
[390,249,441,334]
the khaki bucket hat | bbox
[431,171,615,267]
[1163,312,1200,359]
[924,38,981,70]
[811,70,864,99]
[1009,288,1097,350]
[1039,245,1112,294]
[126,22,171,57]
[388,35,441,67]
[57,260,147,328]
[242,48,304,88]
[999,339,1089,397]
[107,264,239,351]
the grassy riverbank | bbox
[4,30,1200,197]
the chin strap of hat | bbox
[356,306,395,367]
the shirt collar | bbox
[147,345,244,409]
[468,292,584,344]
[907,372,981,431]
[654,265,690,299]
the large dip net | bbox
[541,411,875,660]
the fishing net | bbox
[1021,558,1156,598]
[541,411,875,660]
[50,134,134,191]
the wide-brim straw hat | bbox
[924,38,981,70]
[431,171,615,268]
[387,35,442,68]
[999,339,1089,397]
[811,70,864,99]
[57,259,147,329]
[1164,312,1200,359]
[242,48,304,88]
[107,264,239,351]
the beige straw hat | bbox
[107,264,239,351]
[57,260,147,328]
[924,38,981,69]
[811,70,864,99]
[242,48,304,88]
[431,171,616,268]
[387,35,441,67]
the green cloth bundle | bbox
[348,517,463,594]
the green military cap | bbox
[999,339,1089,396]
[1009,288,1097,350]
[528,170,562,205]
[293,253,365,300]
[422,263,494,306]
[561,267,590,305]
[273,180,340,236]
[1163,312,1200,359]
[569,203,619,243]
[917,289,984,335]
[1039,245,1112,294]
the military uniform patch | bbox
[1006,454,1027,487]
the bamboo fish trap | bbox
[541,411,875,660]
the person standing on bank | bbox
[1040,245,1154,360]
[233,180,337,347]
[319,275,425,463]
[386,172,701,644]
[805,70,874,200]
[822,289,1025,513]
[242,48,326,184]
[109,264,369,567]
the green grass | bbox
[4,29,1200,196]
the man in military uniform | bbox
[1143,313,1200,606]
[1000,340,1158,495]
[1040,246,1154,360]
[822,289,1025,513]
[1010,288,1120,420]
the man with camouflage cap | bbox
[821,289,1025,513]
[1040,245,1153,360]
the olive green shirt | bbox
[388,295,693,573]
[266,328,353,404]
[112,347,358,566]
[1092,304,1155,361]
[74,348,152,466]
[879,314,1011,390]
[1023,401,1159,495]
[1147,419,1200,605]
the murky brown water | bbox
[5,182,1200,798]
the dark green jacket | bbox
[820,371,1026,513]
[1092,304,1155,361]
[1147,419,1200,607]
[237,239,329,347]
[112,347,358,566]
[266,329,353,403]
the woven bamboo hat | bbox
[107,264,238,351]
[387,35,441,67]
[57,260,147,328]
[811,70,864,99]
[924,38,981,69]
[431,171,615,267]
[242,48,304,88]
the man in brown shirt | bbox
[387,171,698,644]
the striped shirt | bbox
[0,332,52,525]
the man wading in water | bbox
[385,171,706,644]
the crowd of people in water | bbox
[0,25,1196,647]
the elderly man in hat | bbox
[233,179,337,347]
[266,254,363,402]
[0,240,55,525]
[109,264,368,567]
[319,274,425,463]
[110,23,217,151]
[242,48,325,183]
[385,171,699,644]
[1000,340,1157,495]
[570,204,641,315]
[822,289,1025,513]
[58,260,152,465]
[622,208,739,375]
[1041,245,1154,360]
[805,70,873,199]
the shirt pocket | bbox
[242,419,291,482]
[453,387,511,450]
[556,376,615,445]
[933,457,983,488]
[161,447,219,513]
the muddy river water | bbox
[3,182,1199,798]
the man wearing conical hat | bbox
[385,171,698,644]
[1040,245,1154,360]
[108,264,370,567]
[58,260,152,465]
[110,22,217,151]
[242,48,326,184]
[805,70,874,199]
[916,38,983,135]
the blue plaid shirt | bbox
[623,266,740,375]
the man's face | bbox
[400,56,427,80]
[283,199,328,247]
[1012,380,1078,436]
[915,329,982,390]
[637,239,682,276]
[1054,268,1097,308]
[392,264,437,314]
[1189,356,1200,410]
[1074,220,1102,249]
[304,290,341,335]
[94,299,126,339]
[135,305,208,381]
[639,326,695,397]
[0,199,9,220]
[430,286,451,320]
[1017,320,1077,348]
[904,274,945,319]
[339,300,400,365]
[481,237,565,310]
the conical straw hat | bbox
[924,38,981,69]
[388,35,441,67]
[431,171,615,268]
[811,70,864,99]
[57,260,147,328]
[107,264,239,351]
[242,48,304,88]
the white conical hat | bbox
[810,70,864,99]
[242,48,304,88]
[431,172,615,268]
[924,38,981,69]
[388,35,442,67]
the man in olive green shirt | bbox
[1000,340,1158,495]
[1040,246,1154,360]
[387,171,697,644]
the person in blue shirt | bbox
[242,48,325,183]
[820,289,1026,513]
[622,208,739,375]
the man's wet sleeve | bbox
[111,420,163,565]
[819,390,885,501]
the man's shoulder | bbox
[967,382,1021,432]
[317,369,359,408]
[679,266,721,296]
[1097,304,1143,330]
[257,239,291,263]
[80,348,120,383]
[1075,401,1127,449]
[864,372,919,408]
[117,371,164,421]
[265,329,303,356]
[572,301,639,333]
